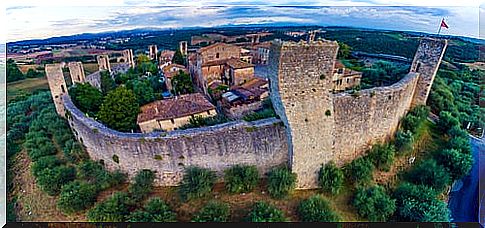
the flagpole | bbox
[437,18,443,35]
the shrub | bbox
[87,192,132,222]
[224,165,259,194]
[404,159,451,192]
[242,108,276,122]
[57,180,97,214]
[298,195,340,222]
[345,157,374,186]
[192,201,230,222]
[393,183,450,222]
[179,115,229,130]
[395,130,414,153]
[447,125,469,138]
[77,160,126,191]
[24,132,56,161]
[128,169,155,202]
[266,166,297,199]
[434,149,473,180]
[437,111,460,132]
[246,201,287,222]
[36,165,77,196]
[127,211,153,222]
[31,155,64,177]
[63,139,88,163]
[179,167,216,201]
[401,114,420,134]
[128,197,176,222]
[447,136,471,154]
[368,143,395,171]
[352,185,396,221]
[318,161,344,195]
[409,105,430,121]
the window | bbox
[216,53,220,59]
[416,62,421,72]
[170,119,175,124]
[61,85,65,93]
[207,111,211,115]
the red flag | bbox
[441,19,449,29]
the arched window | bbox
[216,53,220,59]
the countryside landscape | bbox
[5,4,484,225]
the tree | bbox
[368,143,395,171]
[192,201,230,222]
[404,159,451,192]
[266,166,297,199]
[97,86,140,132]
[224,165,259,194]
[127,197,176,222]
[393,182,450,222]
[100,71,116,96]
[172,49,185,65]
[352,185,396,222]
[69,83,103,115]
[337,42,351,59]
[25,68,44,78]
[131,79,155,105]
[345,157,374,186]
[318,161,344,195]
[171,70,194,95]
[447,136,471,154]
[401,114,421,134]
[36,165,77,196]
[437,111,460,132]
[57,180,97,214]
[298,195,340,222]
[6,59,25,83]
[395,130,414,153]
[31,155,64,177]
[434,149,473,180]
[246,201,287,222]
[128,169,155,202]
[87,192,132,222]
[179,166,216,201]
[136,54,158,75]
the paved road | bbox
[448,135,484,224]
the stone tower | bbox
[149,45,158,60]
[410,38,448,106]
[121,49,135,68]
[179,41,188,56]
[45,64,68,116]
[97,55,111,72]
[268,39,339,189]
[68,62,85,84]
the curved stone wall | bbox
[63,95,289,186]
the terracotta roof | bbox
[225,58,254,69]
[202,59,230,67]
[199,42,235,53]
[241,77,268,89]
[137,93,216,123]
[334,61,345,69]
[159,50,175,60]
[162,64,188,78]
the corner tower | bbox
[268,39,339,189]
[410,38,448,106]
[45,64,68,116]
[68,62,86,84]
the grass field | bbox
[7,77,49,103]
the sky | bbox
[4,0,485,43]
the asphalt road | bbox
[448,135,484,224]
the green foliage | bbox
[266,166,297,199]
[447,136,471,154]
[57,180,97,214]
[404,159,451,193]
[63,139,88,163]
[97,86,140,132]
[434,149,473,180]
[25,68,45,78]
[128,169,155,202]
[36,165,77,196]
[179,166,216,201]
[128,197,177,222]
[352,185,396,222]
[409,105,430,121]
[129,79,155,105]
[180,115,229,130]
[337,42,351,59]
[136,54,158,75]
[87,192,132,222]
[100,71,116,96]
[24,131,56,161]
[393,182,450,222]
[361,61,408,88]
[69,83,103,115]
[6,59,25,83]
[192,201,230,222]
[318,161,344,195]
[447,125,469,138]
[345,157,374,186]
[224,165,259,194]
[77,160,126,191]
[395,130,414,153]
[171,70,194,95]
[172,49,185,65]
[401,114,421,134]
[246,201,287,222]
[437,111,460,133]
[31,155,64,177]
[368,143,395,171]
[297,195,340,222]
[242,108,276,122]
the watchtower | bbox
[410,38,448,106]
[149,45,158,60]
[97,55,111,72]
[121,49,135,68]
[268,39,339,189]
[179,41,188,56]
[45,64,68,116]
[68,62,85,84]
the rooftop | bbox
[225,58,254,69]
[137,93,215,123]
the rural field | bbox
[7,77,49,103]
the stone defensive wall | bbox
[63,95,289,186]
[332,72,419,164]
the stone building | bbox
[332,61,362,91]
[137,93,217,132]
[121,49,135,68]
[162,63,188,92]
[159,50,175,67]
[68,62,85,84]
[149,45,158,60]
[220,77,269,119]
[97,55,111,72]
[223,58,255,86]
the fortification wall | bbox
[63,95,288,186]
[332,72,419,164]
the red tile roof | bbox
[137,93,215,123]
